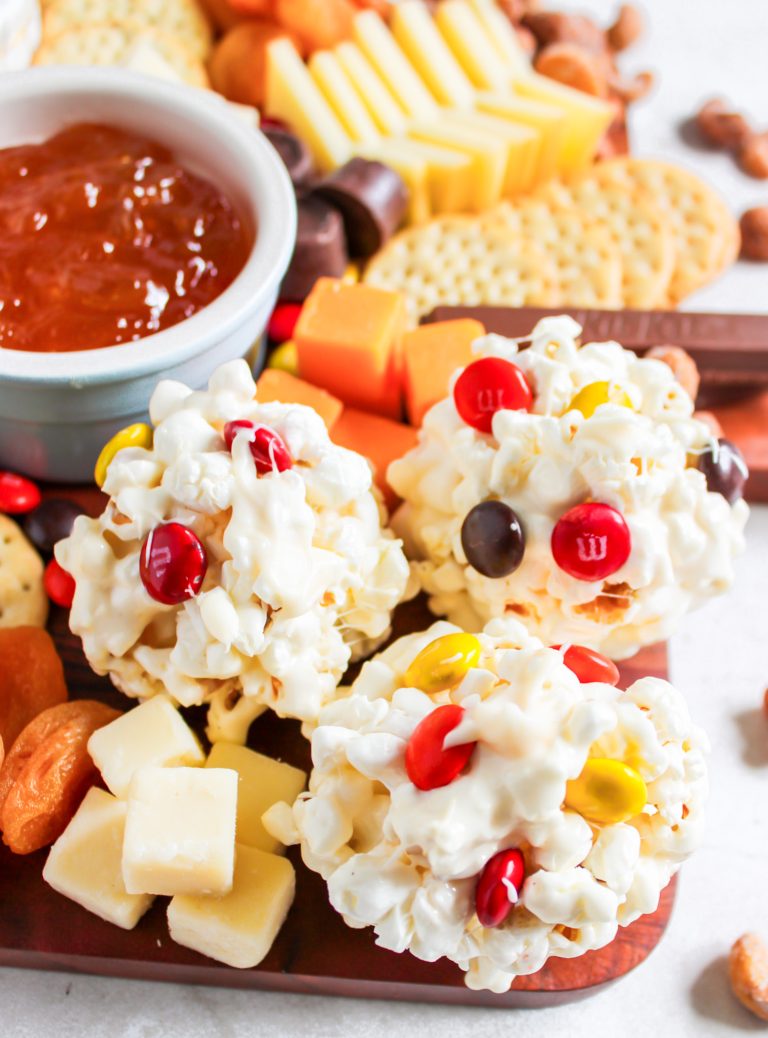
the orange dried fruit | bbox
[208,20,302,108]
[534,42,610,98]
[273,0,357,51]
[0,699,120,854]
[0,626,68,752]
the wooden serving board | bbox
[0,489,676,1008]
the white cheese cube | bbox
[205,743,306,854]
[122,767,237,896]
[88,695,204,798]
[43,788,154,930]
[167,844,295,969]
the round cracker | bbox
[34,22,210,88]
[533,174,676,309]
[589,158,739,305]
[482,200,623,309]
[43,0,213,59]
[363,216,559,325]
[0,516,48,629]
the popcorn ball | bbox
[56,360,410,733]
[270,619,708,992]
[389,316,748,659]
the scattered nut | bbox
[534,42,610,97]
[693,410,724,438]
[729,933,768,1021]
[740,132,768,179]
[607,4,643,51]
[646,345,701,400]
[740,207,768,261]
[609,69,654,103]
[696,99,753,152]
[522,11,607,54]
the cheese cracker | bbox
[363,216,559,325]
[34,22,210,88]
[0,516,48,629]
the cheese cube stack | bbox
[43,788,154,930]
[263,0,613,222]
[87,695,204,798]
[206,743,306,854]
[168,844,295,970]
[122,767,238,897]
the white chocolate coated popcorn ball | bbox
[388,317,748,659]
[57,360,410,732]
[269,619,708,992]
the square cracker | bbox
[0,516,48,629]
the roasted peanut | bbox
[740,207,768,261]
[739,133,768,179]
[0,699,119,854]
[646,345,701,400]
[534,42,609,97]
[609,69,654,104]
[607,4,643,51]
[729,933,768,1021]
[696,99,752,152]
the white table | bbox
[3,1,768,1034]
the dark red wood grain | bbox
[0,488,676,1007]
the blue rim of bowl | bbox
[0,67,297,385]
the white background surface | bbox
[3,1,768,1034]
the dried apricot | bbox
[0,626,68,751]
[273,0,357,51]
[0,700,119,854]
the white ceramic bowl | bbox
[0,67,297,483]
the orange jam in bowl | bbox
[0,122,252,353]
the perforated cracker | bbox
[0,516,48,629]
[481,200,623,309]
[34,22,210,87]
[363,216,559,325]
[43,0,213,59]
[533,174,676,309]
[590,159,739,304]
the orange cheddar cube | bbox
[330,408,418,511]
[256,369,344,429]
[294,278,407,418]
[402,319,486,425]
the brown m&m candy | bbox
[461,501,526,578]
[280,196,349,302]
[313,158,408,258]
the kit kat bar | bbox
[425,306,768,385]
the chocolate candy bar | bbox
[263,126,314,187]
[313,158,408,258]
[279,196,348,303]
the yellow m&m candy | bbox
[267,340,299,376]
[568,381,633,419]
[404,633,482,695]
[94,423,153,488]
[565,758,647,824]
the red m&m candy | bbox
[224,421,293,475]
[475,848,526,928]
[44,559,75,608]
[551,502,630,582]
[405,704,476,791]
[267,302,302,344]
[453,357,533,434]
[140,523,207,605]
[553,644,620,686]
[0,472,41,515]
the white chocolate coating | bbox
[57,361,409,730]
[271,619,708,992]
[388,317,748,659]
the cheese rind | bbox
[309,50,380,145]
[43,788,154,930]
[205,743,306,854]
[353,10,439,120]
[167,844,296,969]
[122,767,238,897]
[335,42,408,136]
[87,695,204,799]
[391,0,475,109]
[265,37,352,171]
